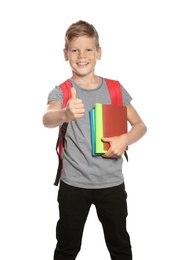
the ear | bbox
[63,49,69,61]
[97,47,102,60]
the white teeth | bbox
[78,63,87,65]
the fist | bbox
[65,87,85,121]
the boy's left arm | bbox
[102,103,147,158]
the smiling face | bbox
[63,36,102,77]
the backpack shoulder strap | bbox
[54,122,68,186]
[59,79,73,108]
[104,78,123,106]
[104,78,128,162]
[54,79,72,186]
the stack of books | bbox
[89,103,128,156]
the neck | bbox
[71,74,100,89]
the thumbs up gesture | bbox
[70,87,77,100]
[65,87,85,121]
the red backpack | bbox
[54,78,128,186]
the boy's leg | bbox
[54,181,91,260]
[95,183,132,260]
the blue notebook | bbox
[89,109,102,156]
[89,109,96,156]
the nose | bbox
[78,50,86,58]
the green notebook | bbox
[95,103,107,154]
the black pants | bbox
[54,181,132,260]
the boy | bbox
[43,20,147,260]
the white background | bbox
[0,0,178,259]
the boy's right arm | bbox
[42,100,67,128]
[42,87,85,128]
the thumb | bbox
[102,137,111,142]
[71,87,77,99]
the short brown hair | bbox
[64,20,100,50]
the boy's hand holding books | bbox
[102,135,128,158]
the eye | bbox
[72,49,78,53]
[86,48,92,52]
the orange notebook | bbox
[102,104,128,150]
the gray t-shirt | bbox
[47,77,132,189]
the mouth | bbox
[77,62,89,67]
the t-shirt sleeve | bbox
[47,86,63,105]
[121,84,133,106]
